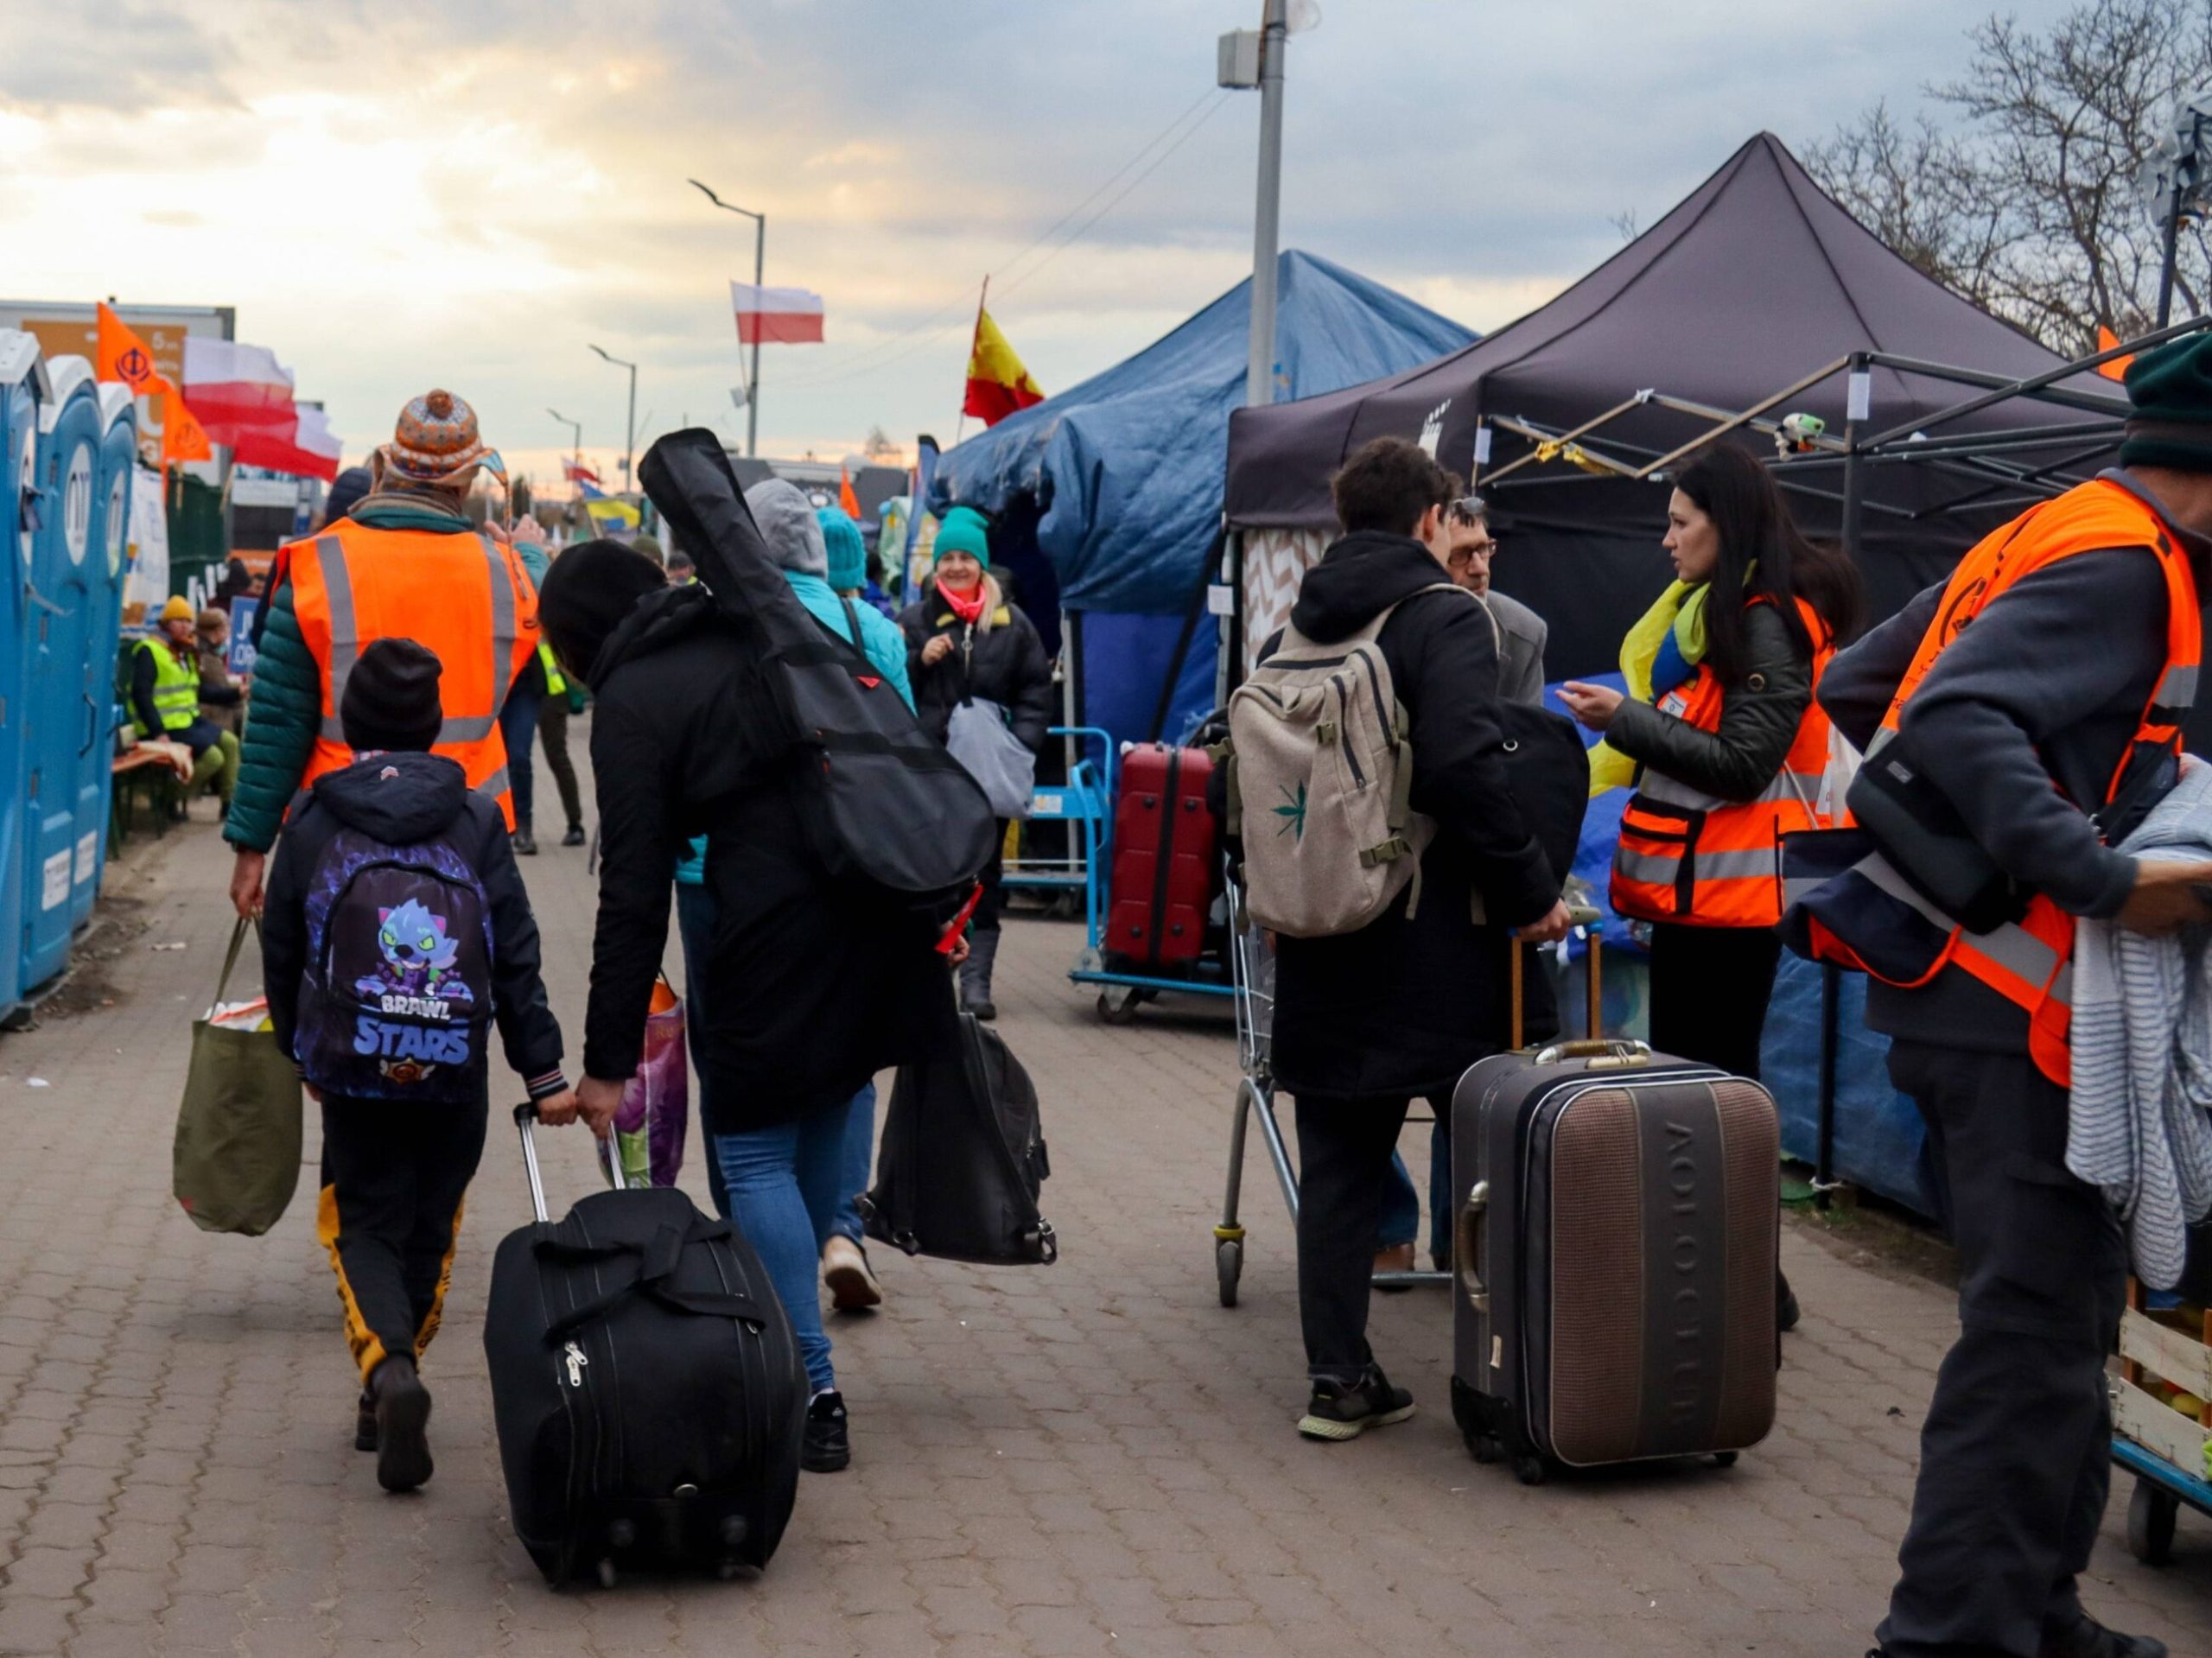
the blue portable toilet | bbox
[19,355,101,994]
[0,331,47,1023]
[63,387,137,933]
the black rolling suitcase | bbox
[484,1104,807,1586]
[1448,943,1779,1483]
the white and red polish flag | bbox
[730,283,825,345]
[181,337,341,480]
[562,457,601,485]
[228,403,343,482]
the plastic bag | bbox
[603,976,688,1188]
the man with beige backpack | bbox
[1224,435,1571,1441]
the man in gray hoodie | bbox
[1820,332,2212,1658]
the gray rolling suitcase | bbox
[1448,942,1779,1483]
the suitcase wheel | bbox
[1510,1452,1548,1487]
[1465,1432,1501,1465]
[595,1558,618,1590]
[1711,1451,1738,1471]
[607,1518,637,1550]
[717,1557,746,1582]
[1097,986,1143,1026]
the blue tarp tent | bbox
[929,251,1471,747]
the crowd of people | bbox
[185,331,2212,1657]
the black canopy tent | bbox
[1221,132,2124,677]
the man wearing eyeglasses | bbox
[1442,492,1548,706]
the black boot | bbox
[370,1355,433,1493]
[1777,1269,1801,1333]
[512,822,537,856]
[561,822,586,847]
[2039,1610,2168,1658]
[803,1390,850,1472]
[960,929,1001,1021]
[353,1388,377,1453]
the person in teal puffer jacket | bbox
[673,480,915,1321]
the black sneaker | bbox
[803,1390,850,1472]
[371,1356,434,1493]
[2041,1611,2167,1658]
[1297,1364,1415,1442]
[562,823,587,847]
[353,1388,377,1453]
[512,826,538,856]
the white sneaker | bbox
[821,1235,883,1312]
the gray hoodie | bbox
[743,479,827,577]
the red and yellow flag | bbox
[95,302,161,397]
[963,308,1045,427]
[154,374,211,464]
[2096,324,2134,384]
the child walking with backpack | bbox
[262,638,582,1494]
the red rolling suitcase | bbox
[1104,744,1217,972]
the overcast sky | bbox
[0,0,2083,490]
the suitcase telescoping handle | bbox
[1509,904,1606,1049]
[512,1102,621,1225]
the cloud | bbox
[0,0,232,113]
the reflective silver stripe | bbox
[1613,848,1682,886]
[1853,850,2069,1001]
[1636,766,1824,815]
[482,533,518,726]
[476,765,511,801]
[314,534,356,743]
[2154,663,2198,712]
[1618,844,1775,886]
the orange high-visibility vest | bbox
[286,521,540,826]
[1611,595,1836,929]
[1804,479,2201,1088]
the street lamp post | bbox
[1222,1,1291,408]
[689,178,766,459]
[547,406,582,476]
[587,346,637,489]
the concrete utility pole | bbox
[1224,1,1290,408]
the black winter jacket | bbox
[1264,532,1560,1102]
[261,751,567,1095]
[580,584,958,1133]
[1604,601,1814,804]
[898,581,1056,753]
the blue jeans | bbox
[713,1096,854,1396]
[1376,1116,1450,1261]
[499,665,544,829]
[834,1082,875,1243]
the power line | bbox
[773,89,1232,391]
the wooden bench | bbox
[110,743,194,850]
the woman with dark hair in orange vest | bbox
[1560,444,1861,1330]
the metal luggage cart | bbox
[1210,872,1449,1307]
[1003,727,1116,924]
[2112,1283,2212,1566]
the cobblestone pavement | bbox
[3,807,2210,1657]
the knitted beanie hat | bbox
[158,595,194,625]
[381,389,489,487]
[340,638,443,753]
[2121,333,2212,473]
[932,505,991,569]
[817,507,866,591]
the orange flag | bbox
[963,308,1045,427]
[2097,324,2134,384]
[155,374,211,464]
[839,464,861,518]
[95,302,161,397]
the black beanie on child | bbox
[341,638,443,753]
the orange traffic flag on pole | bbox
[963,307,1045,428]
[2096,324,2135,384]
[155,374,212,464]
[839,464,861,518]
[95,302,161,397]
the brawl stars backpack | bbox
[295,825,495,1104]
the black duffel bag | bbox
[484,1106,807,1587]
[862,1013,1056,1265]
[639,428,996,917]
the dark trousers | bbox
[1877,1042,2126,1658]
[537,695,585,831]
[499,657,547,830]
[975,818,1009,936]
[316,1096,488,1385]
[1294,1094,1418,1385]
[1647,921,1783,1077]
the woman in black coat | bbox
[540,541,960,1477]
[897,506,1054,1020]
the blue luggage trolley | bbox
[2113,1287,2212,1566]
[1001,726,1115,924]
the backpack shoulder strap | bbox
[840,594,863,647]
